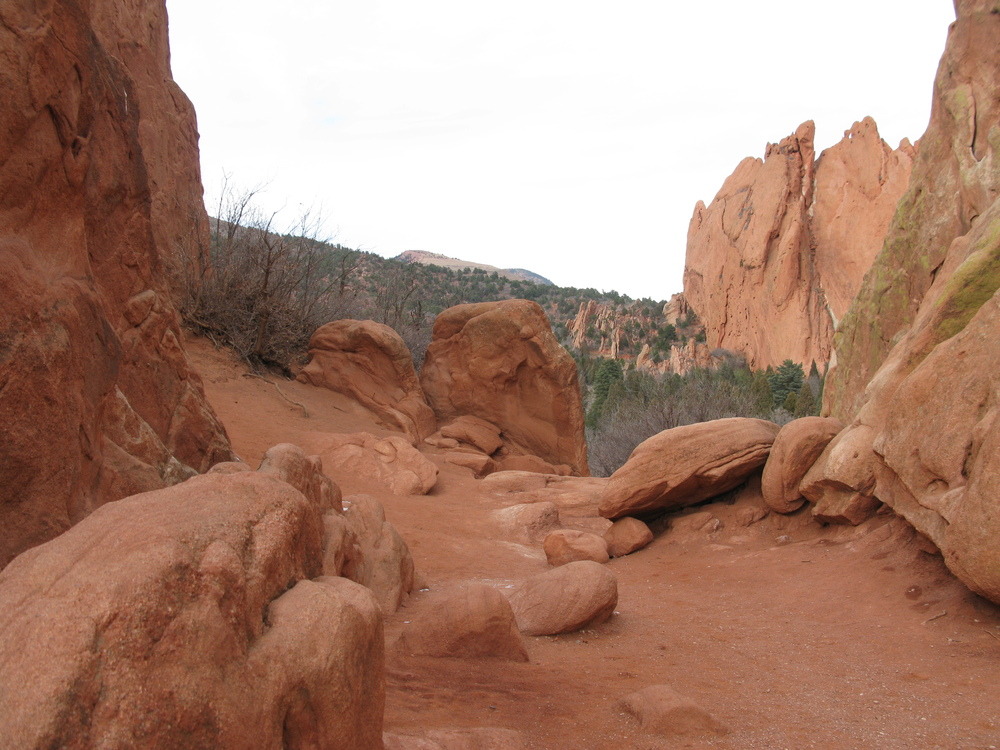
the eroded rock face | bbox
[812,118,917,324]
[815,3,1000,603]
[0,0,232,567]
[683,118,914,371]
[0,455,384,748]
[826,7,1000,418]
[420,300,589,475]
[599,419,780,520]
[298,319,437,442]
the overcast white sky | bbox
[166,1,955,301]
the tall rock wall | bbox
[825,2,999,418]
[0,0,232,567]
[683,118,914,370]
[811,1,1000,604]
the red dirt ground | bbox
[189,337,1000,749]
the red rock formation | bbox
[0,0,232,567]
[568,299,623,358]
[395,583,529,662]
[812,119,916,324]
[542,529,610,566]
[761,416,844,514]
[635,339,719,377]
[813,2,1000,603]
[599,418,780,520]
[420,300,589,475]
[0,446,384,748]
[683,118,914,370]
[298,319,437,442]
[603,517,654,557]
[307,432,439,496]
[662,293,693,326]
[507,560,618,636]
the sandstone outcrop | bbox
[683,118,914,371]
[396,583,528,661]
[568,299,623,358]
[420,300,589,475]
[543,529,610,566]
[310,432,439,495]
[298,319,436,442]
[507,560,618,636]
[0,449,384,748]
[815,1,1000,603]
[812,118,917,324]
[762,417,844,513]
[634,338,719,377]
[599,419,780,520]
[0,0,233,566]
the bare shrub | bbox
[179,182,363,372]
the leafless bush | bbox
[179,181,363,372]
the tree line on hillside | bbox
[581,356,822,476]
[178,185,673,372]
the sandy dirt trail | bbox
[189,337,1000,749]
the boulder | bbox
[420,300,589,475]
[603,517,654,557]
[0,0,233,567]
[439,415,503,455]
[395,584,528,661]
[543,530,610,566]
[683,116,913,370]
[0,465,384,748]
[312,432,438,495]
[799,427,881,526]
[341,494,417,613]
[258,442,342,512]
[507,560,618,636]
[489,502,561,544]
[599,418,780,520]
[620,685,729,737]
[298,319,436,442]
[444,449,497,478]
[762,417,844,513]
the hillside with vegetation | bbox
[178,188,822,476]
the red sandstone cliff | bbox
[683,118,915,370]
[811,0,1000,604]
[0,0,232,566]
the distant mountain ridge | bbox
[395,250,554,286]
